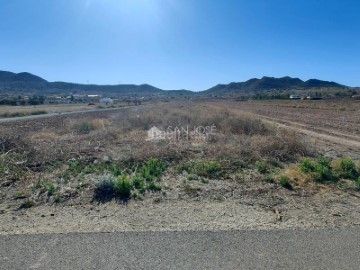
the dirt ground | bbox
[1,173,360,235]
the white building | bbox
[290,94,301,99]
[99,98,113,104]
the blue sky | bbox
[1,0,359,90]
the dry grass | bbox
[0,101,316,207]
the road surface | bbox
[1,227,359,269]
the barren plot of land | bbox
[0,101,359,235]
[212,100,360,159]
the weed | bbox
[255,161,267,174]
[54,194,61,203]
[181,161,220,178]
[279,176,292,189]
[147,181,162,192]
[114,175,133,198]
[141,158,166,182]
[132,190,143,200]
[14,191,26,199]
[313,157,335,183]
[265,174,275,183]
[108,163,123,177]
[334,158,358,179]
[57,171,71,183]
[300,157,336,183]
[83,165,96,174]
[47,183,56,196]
[300,158,315,172]
[19,200,34,209]
[68,160,84,174]
[188,174,198,181]
[200,177,209,184]
[132,174,145,193]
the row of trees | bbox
[0,95,45,106]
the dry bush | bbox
[90,119,112,129]
[257,130,309,162]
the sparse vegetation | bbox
[1,100,358,211]
[0,110,47,118]
[19,200,34,209]
[94,176,116,203]
[114,176,133,199]
[265,174,275,183]
[178,161,220,178]
[76,122,95,134]
[333,158,358,180]
[183,184,201,195]
[279,176,292,189]
[256,161,267,174]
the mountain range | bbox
[0,70,349,97]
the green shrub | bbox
[356,177,360,190]
[300,158,315,172]
[141,158,166,182]
[317,156,332,168]
[335,158,358,179]
[255,161,267,174]
[184,161,220,178]
[313,157,335,183]
[279,176,292,189]
[114,175,133,198]
[132,174,145,192]
[300,157,337,183]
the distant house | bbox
[99,98,113,104]
[290,94,301,99]
[352,94,360,100]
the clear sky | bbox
[1,0,359,90]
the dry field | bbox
[0,103,128,118]
[214,100,360,159]
[0,101,359,234]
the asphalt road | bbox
[1,227,359,270]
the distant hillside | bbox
[203,76,347,95]
[0,71,47,83]
[0,71,350,98]
[0,71,166,96]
